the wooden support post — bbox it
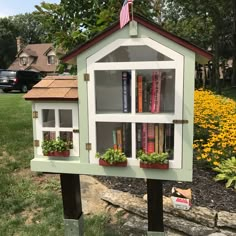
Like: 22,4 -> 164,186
60,174 -> 84,236
147,179 -> 165,236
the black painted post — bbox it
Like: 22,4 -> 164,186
147,179 -> 164,233
60,174 -> 83,235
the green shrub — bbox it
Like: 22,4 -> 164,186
96,148 -> 127,164
213,157 -> 236,189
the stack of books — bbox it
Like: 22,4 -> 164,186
112,123 -> 131,157
136,123 -> 174,155
136,71 -> 162,113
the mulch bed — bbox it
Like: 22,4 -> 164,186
96,163 -> 236,213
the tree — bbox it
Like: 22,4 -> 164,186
0,18 -> 17,68
162,0 -> 233,92
0,13 -> 47,68
34,0 -> 158,52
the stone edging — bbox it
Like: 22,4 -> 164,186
101,189 -> 236,236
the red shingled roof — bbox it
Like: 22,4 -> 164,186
9,43 -> 58,73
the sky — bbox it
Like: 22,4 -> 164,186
0,0 -> 60,17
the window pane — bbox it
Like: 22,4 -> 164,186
136,123 -> 174,160
59,110 -> 72,127
60,131 -> 73,149
96,122 -> 131,157
42,109 -> 55,127
98,46 -> 173,62
48,55 -> 56,64
95,70 -> 131,114
60,131 -> 73,142
43,131 -> 56,141
136,69 -> 175,113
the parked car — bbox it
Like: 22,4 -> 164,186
0,70 -> 41,93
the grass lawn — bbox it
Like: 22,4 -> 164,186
0,93 -> 122,236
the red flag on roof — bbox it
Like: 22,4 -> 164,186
120,0 -> 133,29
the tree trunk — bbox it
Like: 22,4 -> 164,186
212,19 -> 221,94
232,0 -> 236,86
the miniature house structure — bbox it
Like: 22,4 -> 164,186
25,15 -> 211,182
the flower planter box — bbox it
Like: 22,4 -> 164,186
140,162 -> 169,169
99,159 -> 127,167
44,150 -> 70,157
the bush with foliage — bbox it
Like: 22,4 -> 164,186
194,89 -> 236,168
137,150 -> 169,164
96,148 -> 127,164
213,157 -> 236,189
41,137 -> 72,155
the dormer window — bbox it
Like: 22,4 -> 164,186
20,57 -> 28,66
48,55 -> 56,65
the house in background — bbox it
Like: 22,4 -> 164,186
8,37 -> 59,76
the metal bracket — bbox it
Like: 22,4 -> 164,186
64,216 -> 84,236
85,143 -> 91,151
84,73 -> 90,81
34,140 -> 39,147
173,119 -> 188,124
32,111 -> 38,118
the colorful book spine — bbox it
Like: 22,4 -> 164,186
122,71 -> 131,113
112,130 -> 118,150
142,123 -> 148,153
143,77 -> 148,112
151,72 -> 156,113
137,75 -> 143,113
123,123 -> 131,157
116,128 -> 123,151
147,123 -> 155,153
154,124 -> 159,153
154,71 -> 162,113
158,124 -> 164,153
165,124 -> 174,160
151,71 -> 162,113
136,123 -> 142,151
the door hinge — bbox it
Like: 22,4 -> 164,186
85,143 -> 92,151
34,140 -> 39,147
32,111 -> 38,118
73,129 -> 79,133
173,119 -> 188,124
84,73 -> 90,81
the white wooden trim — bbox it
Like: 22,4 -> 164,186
131,70 -> 136,115
87,37 -> 183,64
94,114 -> 176,123
92,61 -> 178,70
35,103 -> 79,157
87,67 -> 98,164
87,37 -> 185,169
131,123 -> 136,160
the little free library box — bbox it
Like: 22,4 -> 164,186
24,15 -> 212,182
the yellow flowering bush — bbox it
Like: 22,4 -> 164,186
194,89 -> 236,167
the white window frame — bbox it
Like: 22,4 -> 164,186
35,103 -> 79,156
87,38 -> 184,168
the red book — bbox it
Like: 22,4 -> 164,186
154,124 -> 159,153
142,123 -> 147,153
151,72 -> 156,113
147,123 -> 155,153
154,71 -> 162,113
137,75 -> 143,113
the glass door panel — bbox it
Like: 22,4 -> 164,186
136,123 -> 174,160
136,69 -> 175,113
96,122 -> 131,157
95,70 -> 131,114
